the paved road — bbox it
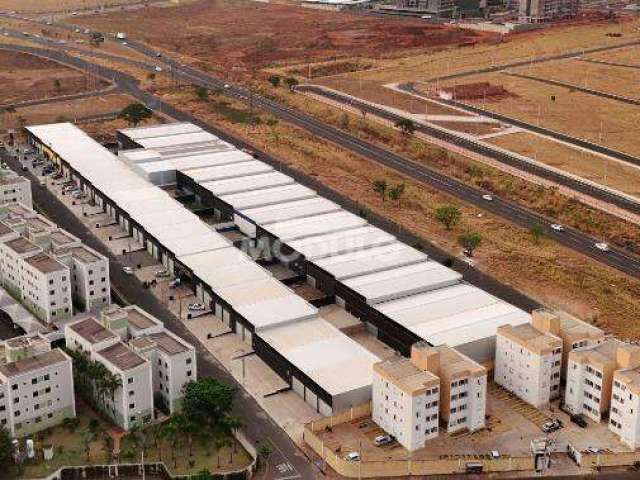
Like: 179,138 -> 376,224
399,82 -> 640,170
298,84 -> 640,216
579,57 -> 640,70
0,148 -> 313,480
2,42 -> 640,284
503,70 -> 640,107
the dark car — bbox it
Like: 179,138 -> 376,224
571,414 -> 587,428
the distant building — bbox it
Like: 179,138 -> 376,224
518,0 -> 578,22
372,355 -> 440,451
0,334 -> 75,437
377,0 -> 456,16
495,321 -> 562,408
0,169 -> 32,209
564,339 -> 639,422
372,342 -> 486,448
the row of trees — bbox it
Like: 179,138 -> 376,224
372,179 -> 406,206
267,75 -> 299,91
66,349 -> 122,412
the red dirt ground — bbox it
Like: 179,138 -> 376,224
438,82 -> 516,101
76,0 -> 489,75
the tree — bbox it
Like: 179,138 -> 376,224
435,206 -> 462,231
195,86 -> 209,101
53,78 -> 62,93
0,426 -> 16,477
283,77 -> 299,91
257,440 -> 273,478
458,232 -> 482,257
118,103 -> 152,127
395,118 -> 416,135
388,183 -> 406,207
372,179 -> 388,204
267,75 -> 280,88
530,223 -> 545,245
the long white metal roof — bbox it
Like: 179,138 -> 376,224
259,317 -> 379,396
235,295 -> 318,331
314,242 -> 428,280
240,198 -> 340,226
168,151 -> 252,171
343,261 -> 462,304
376,283 -> 530,347
160,232 -> 230,257
286,226 -> 396,260
133,131 -> 220,149
215,278 -> 293,307
264,211 -> 367,242
221,184 -> 316,211
118,122 -> 202,140
186,160 -> 272,183
201,172 -> 295,196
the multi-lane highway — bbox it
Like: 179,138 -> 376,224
2,39 -> 640,282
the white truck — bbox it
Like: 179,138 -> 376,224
116,32 -> 127,40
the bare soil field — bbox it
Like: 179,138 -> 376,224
431,72 -> 640,157
439,81 -> 516,101
157,85 -> 640,337
0,50 -> 108,104
0,0 -> 145,13
431,120 -> 504,135
515,57 -> 640,98
585,44 -> 640,66
1,94 -> 132,129
488,132 -> 640,199
75,0 -> 485,77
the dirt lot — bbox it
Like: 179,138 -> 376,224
489,132 -> 640,199
75,0 -> 486,77
515,56 -> 640,98
430,72 -> 640,157
0,0 -> 145,12
1,93 -> 133,129
0,50 -> 109,104
585,44 -> 640,66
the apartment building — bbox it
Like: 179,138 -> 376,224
495,322 -> 562,408
372,355 -> 440,451
0,334 -> 75,437
518,0 -> 578,22
412,344 -> 487,433
564,339 -> 635,422
608,347 -> 640,448
532,309 -> 605,374
65,317 -> 153,431
130,330 -> 196,414
0,169 -> 32,209
0,203 -> 110,320
54,245 -> 110,312
0,235 -> 72,323
99,304 -> 163,339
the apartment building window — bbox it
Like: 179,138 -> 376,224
44,374 -> 49,381
129,403 -> 135,409
186,358 -> 192,365
129,390 -> 134,396
186,370 -> 192,377
128,378 -> 133,384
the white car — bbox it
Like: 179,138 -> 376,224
123,266 -> 133,275
595,242 -> 610,252
586,446 -> 602,454
188,303 -> 205,311
550,224 -> 564,232
344,452 -> 360,462
482,194 -> 493,201
224,83 -> 230,88
155,66 -> 162,72
154,269 -> 170,278
374,435 -> 392,446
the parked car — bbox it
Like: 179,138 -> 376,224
344,452 -> 360,462
154,269 -> 170,278
72,191 -> 85,199
571,414 -> 588,428
490,450 -> 500,459
123,266 -> 133,275
62,185 -> 77,193
374,435 -> 393,447
168,278 -> 181,289
188,303 -> 205,311
542,418 -> 562,433
586,446 -> 602,454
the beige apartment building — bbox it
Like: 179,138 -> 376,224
0,334 -> 75,437
564,339 -> 637,422
372,355 -> 440,451
495,322 -> 562,408
0,169 -> 32,209
372,342 -> 486,447
609,348 -> 640,448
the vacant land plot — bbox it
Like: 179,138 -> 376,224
1,93 -> 132,129
0,0 -> 147,12
585,44 -> 640,66
516,57 -> 640,98
489,132 -> 640,199
76,0 -> 484,77
431,72 -> 640,157
0,50 -> 108,104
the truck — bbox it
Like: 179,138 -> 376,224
116,32 -> 127,40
